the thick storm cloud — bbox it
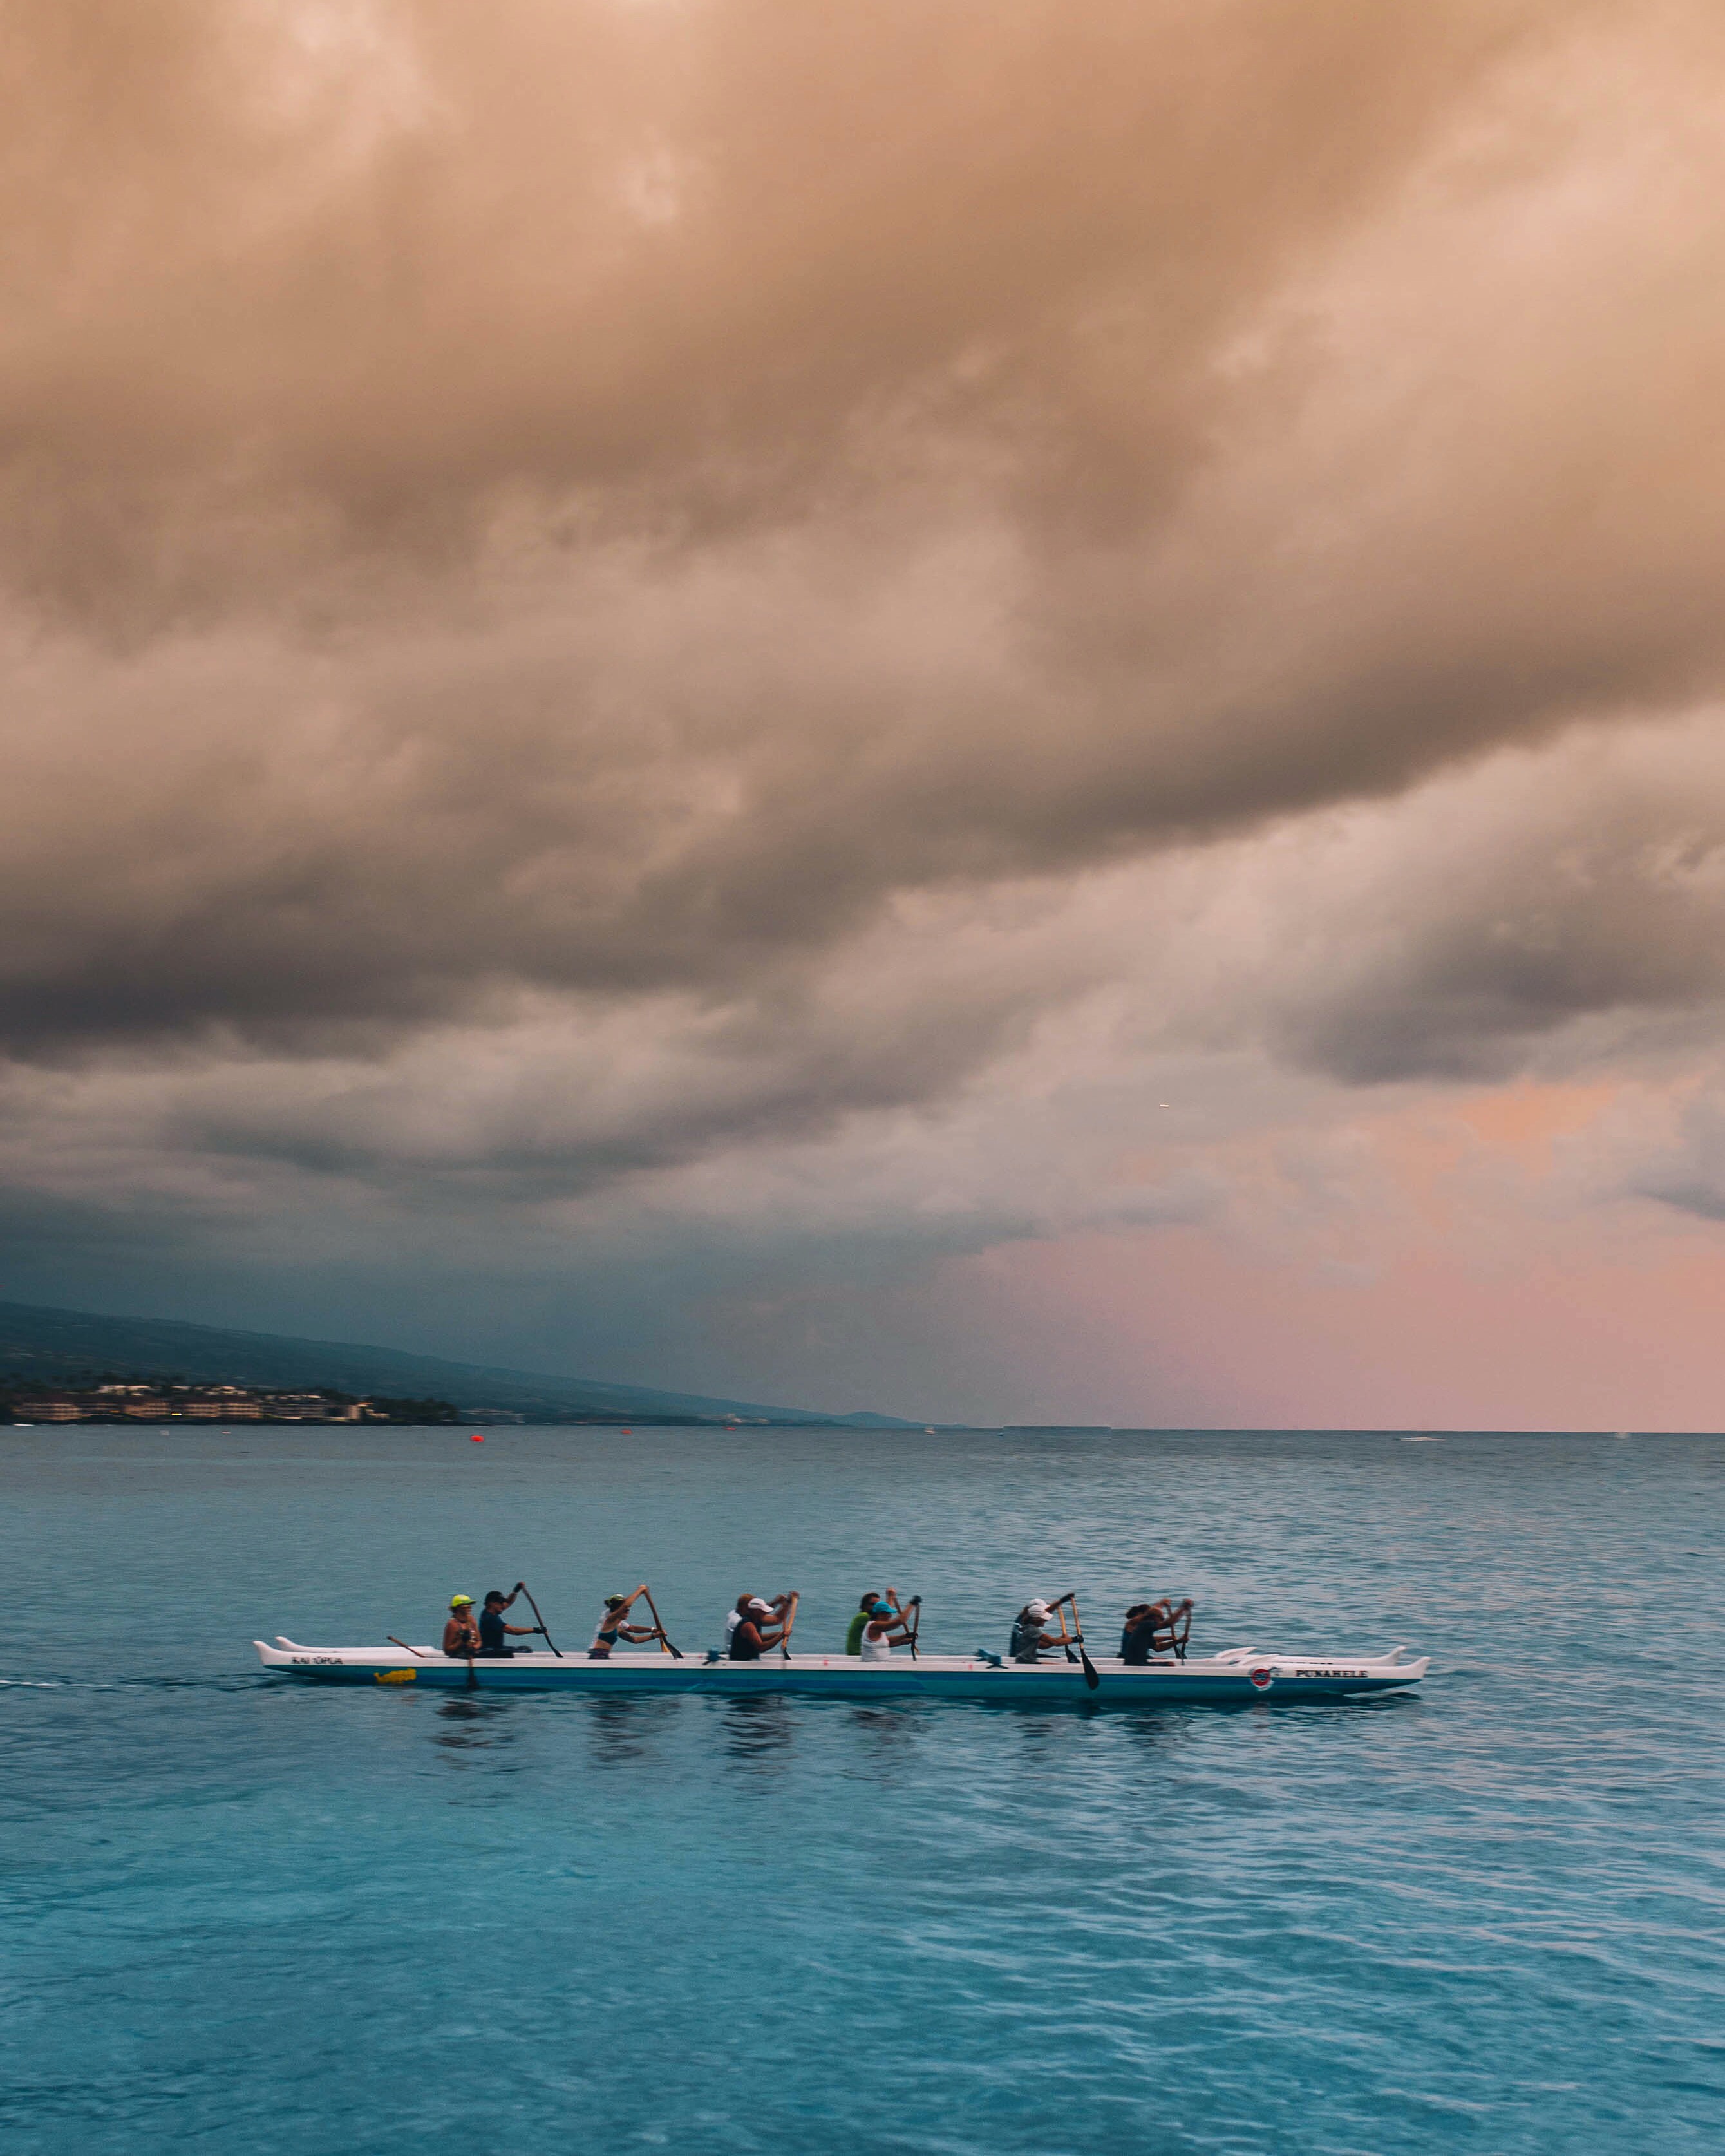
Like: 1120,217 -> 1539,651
6,1 -> 1725,1419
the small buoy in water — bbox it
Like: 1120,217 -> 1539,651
470,1432 -> 484,1443
621,1426 -> 632,1435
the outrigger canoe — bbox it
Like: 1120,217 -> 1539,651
254,1638 -> 1428,1703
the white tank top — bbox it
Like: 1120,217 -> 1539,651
860,1625 -> 893,1662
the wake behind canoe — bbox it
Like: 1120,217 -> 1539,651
254,1639 -> 1427,1703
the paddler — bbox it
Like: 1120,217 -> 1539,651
1008,1598 -> 1068,1663
442,1594 -> 481,1658
478,1585 -> 540,1657
728,1593 -> 795,1660
845,1591 -> 883,1655
858,1597 -> 916,1662
589,1585 -> 659,1660
845,1587 -> 911,1654
724,1591 -> 791,1652
1119,1603 -> 1156,1663
1120,1595 -> 1192,1663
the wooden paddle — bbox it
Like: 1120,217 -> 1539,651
905,1593 -> 922,1661
778,1591 -> 799,1660
515,1580 -> 561,1657
1051,1591 -> 1100,1692
386,1636 -> 426,1658
1046,1591 -> 1080,1662
1070,1593 -> 1100,1692
641,1586 -> 682,1659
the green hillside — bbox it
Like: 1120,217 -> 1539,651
0,1298 -> 912,1426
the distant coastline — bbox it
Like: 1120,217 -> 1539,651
0,1296 -> 927,1429
2,1378 -> 458,1426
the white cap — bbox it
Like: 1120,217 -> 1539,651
1024,1600 -> 1050,1621
747,1597 -> 773,1614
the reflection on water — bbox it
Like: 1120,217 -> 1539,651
844,1703 -> 923,1754
717,1692 -> 795,1766
431,1694 -> 520,1765
580,1694 -> 678,1766
1008,1710 -> 1071,1767
1113,1707 -> 1200,1765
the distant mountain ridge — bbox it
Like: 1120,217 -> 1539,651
0,1298 -> 918,1427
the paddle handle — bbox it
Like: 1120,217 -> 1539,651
643,1587 -> 682,1659
1047,1593 -> 1097,1684
779,1591 -> 798,1660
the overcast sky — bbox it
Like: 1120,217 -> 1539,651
6,1 -> 1725,1426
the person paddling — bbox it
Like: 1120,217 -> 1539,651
1008,1598 -> 1067,1663
1120,1595 -> 1192,1663
845,1587 -> 911,1654
1119,1603 -> 1158,1665
478,1585 -> 540,1657
728,1593 -> 795,1660
845,1591 -> 882,1656
858,1598 -> 915,1663
589,1585 -> 659,1660
442,1594 -> 480,1658
725,1591 -> 790,1652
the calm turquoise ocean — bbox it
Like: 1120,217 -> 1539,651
2,1424 -> 1721,2153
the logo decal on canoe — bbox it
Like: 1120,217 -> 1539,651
375,1669 -> 417,1684
1248,1665 -> 1274,1690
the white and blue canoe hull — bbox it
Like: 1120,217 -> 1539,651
254,1640 -> 1428,1703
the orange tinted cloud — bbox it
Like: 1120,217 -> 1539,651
4,5 -> 1725,1412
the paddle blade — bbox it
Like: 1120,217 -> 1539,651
1080,1645 -> 1100,1691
